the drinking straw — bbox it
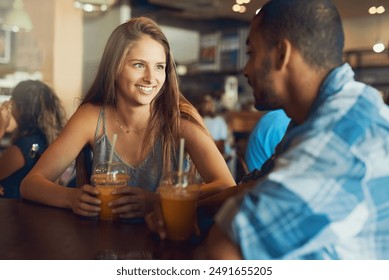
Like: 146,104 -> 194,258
178,138 -> 185,174
107,133 -> 118,173
178,138 -> 185,185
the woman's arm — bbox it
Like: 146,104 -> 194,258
181,119 -> 236,198
20,104 -> 100,212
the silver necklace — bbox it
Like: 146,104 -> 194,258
114,110 -> 146,135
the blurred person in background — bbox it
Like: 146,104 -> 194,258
0,80 -> 66,198
198,95 -> 233,162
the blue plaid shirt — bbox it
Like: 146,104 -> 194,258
216,63 -> 389,259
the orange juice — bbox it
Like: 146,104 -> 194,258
91,173 -> 129,221
159,184 -> 199,241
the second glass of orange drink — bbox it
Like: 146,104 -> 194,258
158,171 -> 200,241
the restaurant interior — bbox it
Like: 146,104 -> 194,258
0,0 -> 388,260
0,0 -> 388,109
0,0 -> 388,180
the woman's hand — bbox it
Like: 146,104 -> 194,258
69,184 -> 101,217
0,185 -> 4,196
110,187 -> 157,218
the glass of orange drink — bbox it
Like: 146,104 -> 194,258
91,161 -> 129,222
158,171 -> 200,241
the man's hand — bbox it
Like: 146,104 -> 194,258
145,200 -> 167,240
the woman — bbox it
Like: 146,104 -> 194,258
0,80 -> 66,198
21,17 -> 235,219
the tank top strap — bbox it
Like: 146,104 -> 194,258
94,107 -> 106,140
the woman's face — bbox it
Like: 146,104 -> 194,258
116,35 -> 167,107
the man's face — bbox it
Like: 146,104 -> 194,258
243,20 -> 280,111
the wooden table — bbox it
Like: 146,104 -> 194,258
0,199 -> 201,260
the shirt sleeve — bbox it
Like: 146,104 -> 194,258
245,110 -> 290,171
216,128 -> 368,259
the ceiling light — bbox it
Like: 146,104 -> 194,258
369,5 -> 386,15
376,6 -> 385,14
82,4 -> 94,12
232,4 -> 241,12
74,0 -> 116,13
373,42 -> 385,53
236,0 -> 244,4
369,6 -> 377,14
3,0 -> 33,32
239,6 -> 247,13
372,13 -> 385,53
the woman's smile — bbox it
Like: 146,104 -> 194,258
136,85 -> 155,95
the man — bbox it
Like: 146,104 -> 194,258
206,0 -> 389,259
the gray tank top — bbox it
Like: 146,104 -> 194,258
91,107 -> 164,192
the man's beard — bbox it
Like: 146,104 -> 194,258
253,57 -> 279,111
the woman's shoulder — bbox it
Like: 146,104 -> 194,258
76,103 -> 102,114
180,116 -> 209,141
58,104 -> 104,145
70,103 -> 102,120
64,103 -> 104,131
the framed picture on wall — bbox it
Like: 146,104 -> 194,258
198,32 -> 221,72
0,29 -> 11,64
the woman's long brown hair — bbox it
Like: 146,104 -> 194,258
76,17 -> 207,186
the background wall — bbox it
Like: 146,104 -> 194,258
343,14 -> 389,52
161,25 -> 200,64
83,9 -> 120,95
0,0 -> 83,118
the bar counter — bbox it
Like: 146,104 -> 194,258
0,199 -> 200,260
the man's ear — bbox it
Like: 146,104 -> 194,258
275,39 -> 292,70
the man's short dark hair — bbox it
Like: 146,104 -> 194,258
256,0 -> 344,70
